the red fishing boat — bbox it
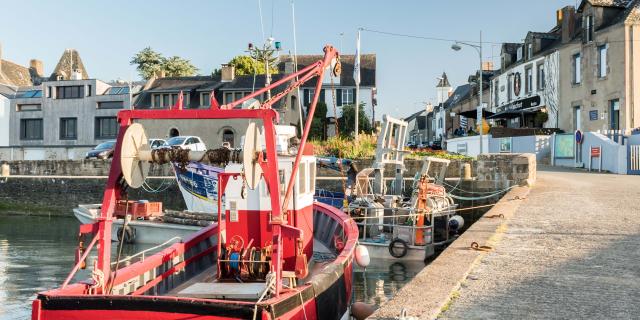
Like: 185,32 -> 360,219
32,45 -> 362,320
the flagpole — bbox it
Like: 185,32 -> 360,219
354,28 -> 361,139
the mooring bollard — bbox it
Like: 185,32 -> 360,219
1,162 -> 9,177
463,163 -> 472,180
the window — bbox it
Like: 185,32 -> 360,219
87,85 -> 92,97
573,106 -> 581,131
537,64 -> 545,90
56,86 -> 84,99
20,119 -> 43,140
47,86 -> 52,98
60,118 -> 77,140
19,90 -> 42,98
610,99 -> 620,130
153,95 -> 161,108
585,15 -> 594,43
224,92 -> 233,104
162,95 -> 170,107
97,101 -> 124,109
17,104 -> 41,111
95,117 -> 118,139
298,162 -> 307,194
494,79 -> 499,106
516,46 -> 523,61
507,74 -> 513,101
222,129 -> 234,147
525,66 -> 533,94
309,161 -> 316,192
342,89 -> 354,105
438,117 -> 443,129
106,87 -> 129,95
573,54 -> 581,84
201,92 -> 210,106
598,44 -> 608,78
527,43 -> 533,59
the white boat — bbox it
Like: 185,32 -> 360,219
73,204 -> 202,244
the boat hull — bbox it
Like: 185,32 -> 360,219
36,203 -> 357,320
73,205 -> 202,245
358,241 -> 433,261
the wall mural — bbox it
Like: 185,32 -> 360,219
542,51 -> 560,128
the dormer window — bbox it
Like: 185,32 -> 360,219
516,46 -> 523,61
585,15 -> 594,42
527,43 -> 533,59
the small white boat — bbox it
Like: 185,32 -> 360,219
73,204 -> 202,244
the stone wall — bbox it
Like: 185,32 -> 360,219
2,159 -> 173,176
477,153 -> 536,186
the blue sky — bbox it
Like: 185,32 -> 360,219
0,0 -> 575,118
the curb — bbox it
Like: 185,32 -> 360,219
370,185 -> 531,320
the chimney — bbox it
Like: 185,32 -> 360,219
154,69 -> 166,79
559,6 -> 576,44
71,69 -> 82,80
482,61 -> 494,71
30,59 -> 44,77
221,64 -> 235,82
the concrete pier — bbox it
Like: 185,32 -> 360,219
374,166 -> 640,319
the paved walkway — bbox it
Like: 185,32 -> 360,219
442,167 -> 640,319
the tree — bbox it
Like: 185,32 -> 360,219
337,103 -> 372,137
130,47 -> 164,80
162,56 -> 198,77
309,102 -> 328,140
131,47 -> 198,79
215,55 -> 279,76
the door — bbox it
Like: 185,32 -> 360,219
573,106 -> 581,131
610,99 -> 620,130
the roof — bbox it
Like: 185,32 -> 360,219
0,59 -> 33,87
0,84 -> 17,98
50,49 -> 89,80
501,43 -> 521,55
436,72 -> 450,88
219,73 -> 287,90
143,76 -> 222,92
404,109 -> 426,122
444,84 -> 472,109
579,0 -> 631,10
278,54 -> 376,87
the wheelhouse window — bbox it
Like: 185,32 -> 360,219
95,117 -> 118,139
298,162 -> 307,194
598,44 -> 608,78
20,118 -> 43,140
60,117 -> 77,140
56,86 -> 84,99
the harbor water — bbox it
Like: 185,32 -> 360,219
0,214 -> 424,320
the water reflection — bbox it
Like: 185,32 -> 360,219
352,259 -> 425,307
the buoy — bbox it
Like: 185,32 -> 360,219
449,215 -> 465,230
351,302 -> 376,320
354,244 -> 370,268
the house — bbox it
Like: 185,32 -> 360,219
278,54 -> 377,130
1,49 -> 138,160
133,65 -> 302,148
557,1 -> 640,132
433,73 -> 453,141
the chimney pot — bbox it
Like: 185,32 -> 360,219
30,59 -> 44,77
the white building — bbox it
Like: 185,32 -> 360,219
489,35 -> 560,129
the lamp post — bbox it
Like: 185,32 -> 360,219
452,31 -> 483,154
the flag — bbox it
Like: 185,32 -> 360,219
173,90 -> 184,110
210,90 -> 220,109
353,31 -> 361,86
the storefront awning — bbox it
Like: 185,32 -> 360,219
488,95 -> 543,120
488,105 -> 544,119
457,109 -> 495,118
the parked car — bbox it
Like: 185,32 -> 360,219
417,142 -> 429,149
429,141 -> 442,150
85,141 -> 116,159
161,136 -> 207,151
149,138 -> 166,149
406,141 -> 418,149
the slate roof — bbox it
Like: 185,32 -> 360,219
0,84 -> 17,98
444,84 -> 472,110
142,76 -> 221,92
0,59 -> 33,87
404,109 -> 426,122
278,54 -> 376,87
219,73 -> 287,90
580,0 -> 632,9
50,49 -> 89,80
501,43 -> 521,55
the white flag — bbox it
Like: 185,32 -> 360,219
353,31 -> 361,85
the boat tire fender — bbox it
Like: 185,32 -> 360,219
117,225 -> 136,244
388,238 -> 408,258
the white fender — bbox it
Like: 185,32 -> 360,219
354,244 -> 370,268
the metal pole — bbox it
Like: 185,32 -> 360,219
355,29 -> 361,139
478,31 -> 483,154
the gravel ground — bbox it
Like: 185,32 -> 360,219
441,167 -> 640,319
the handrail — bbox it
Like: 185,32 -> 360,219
110,236 -> 182,267
62,233 -> 99,288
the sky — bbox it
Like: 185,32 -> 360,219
0,0 -> 576,119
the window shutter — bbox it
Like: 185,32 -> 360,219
336,89 -> 342,106
320,89 -> 325,103
352,89 -> 357,105
303,89 -> 309,106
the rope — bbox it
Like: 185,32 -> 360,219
108,193 -> 130,294
252,272 -> 276,320
448,185 -> 517,200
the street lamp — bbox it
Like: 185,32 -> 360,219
451,31 -> 484,154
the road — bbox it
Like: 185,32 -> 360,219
441,167 -> 640,319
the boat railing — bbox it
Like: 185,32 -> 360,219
346,204 -> 458,247
110,236 -> 183,268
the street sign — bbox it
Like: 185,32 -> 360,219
591,146 -> 601,157
575,130 -> 583,144
589,146 -> 602,172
